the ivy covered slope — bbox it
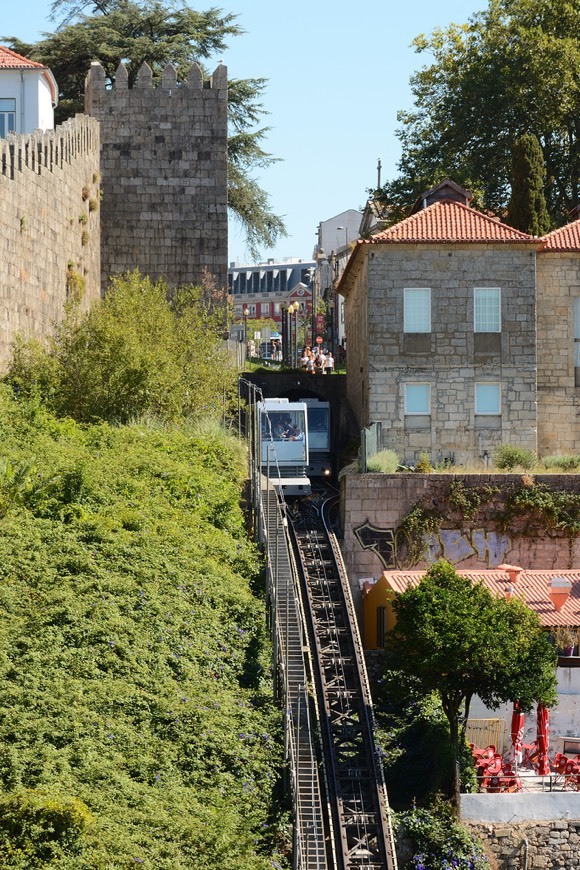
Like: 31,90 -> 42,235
0,388 -> 283,869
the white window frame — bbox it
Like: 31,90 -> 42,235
404,382 -> 431,415
404,288 -> 431,333
0,98 -> 16,139
474,287 -> 501,333
475,382 -> 501,415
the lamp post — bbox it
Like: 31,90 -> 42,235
288,302 -> 299,367
306,266 -> 316,349
242,305 -> 249,349
280,303 -> 288,366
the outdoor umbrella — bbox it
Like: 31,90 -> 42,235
510,701 -> 525,767
536,703 -> 550,775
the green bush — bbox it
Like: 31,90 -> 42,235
366,449 -> 400,473
396,798 -> 489,869
414,453 -> 433,473
0,388 -> 286,868
0,790 -> 93,865
493,444 -> 536,470
7,270 -> 236,426
542,454 -> 580,471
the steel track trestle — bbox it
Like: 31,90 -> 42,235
288,491 -> 398,870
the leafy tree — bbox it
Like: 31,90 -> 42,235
7,270 -> 238,424
376,0 -> 580,227
3,0 -> 286,258
385,560 -> 557,805
507,133 -> 551,235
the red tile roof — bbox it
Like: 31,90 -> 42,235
379,569 -> 580,628
367,200 -> 535,245
0,46 -> 45,70
538,219 -> 580,252
0,46 -> 58,107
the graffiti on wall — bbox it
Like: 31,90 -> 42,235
353,520 -> 510,570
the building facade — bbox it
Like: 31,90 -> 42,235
228,258 -> 315,329
338,182 -> 539,466
536,217 -> 580,456
0,46 -> 58,135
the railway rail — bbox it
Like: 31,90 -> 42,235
243,377 -> 397,869
287,488 -> 398,870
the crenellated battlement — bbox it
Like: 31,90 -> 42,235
0,115 -> 99,181
84,60 -> 227,114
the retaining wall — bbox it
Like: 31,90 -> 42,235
0,115 -> 101,366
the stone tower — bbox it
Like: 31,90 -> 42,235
85,60 -> 228,290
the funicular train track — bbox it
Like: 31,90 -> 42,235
287,489 -> 398,870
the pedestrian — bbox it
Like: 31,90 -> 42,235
325,352 -> 334,375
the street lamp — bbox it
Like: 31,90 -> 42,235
280,303 -> 288,366
242,306 -> 249,349
288,302 -> 299,367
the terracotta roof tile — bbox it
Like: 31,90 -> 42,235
379,569 -> 580,628
0,46 -> 44,70
366,200 -> 535,245
538,219 -> 580,252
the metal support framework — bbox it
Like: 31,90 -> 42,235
241,377 -> 398,870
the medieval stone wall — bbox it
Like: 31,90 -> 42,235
85,60 -> 228,291
0,115 -> 101,367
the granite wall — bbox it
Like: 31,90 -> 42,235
0,115 -> 101,367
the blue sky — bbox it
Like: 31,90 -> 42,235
3,0 -> 484,264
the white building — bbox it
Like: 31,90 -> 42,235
0,45 -> 58,135
314,209 -> 362,353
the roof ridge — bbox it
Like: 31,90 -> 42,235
537,217 -> 580,252
367,199 -> 535,244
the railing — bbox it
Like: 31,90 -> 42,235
242,377 -> 330,869
360,421 -> 382,473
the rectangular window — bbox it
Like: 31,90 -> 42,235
474,287 -> 501,332
404,288 -> 431,332
475,382 -> 501,415
404,383 -> 431,415
0,98 -> 15,139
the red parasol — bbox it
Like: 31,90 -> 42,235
510,701 -> 525,767
536,703 -> 550,775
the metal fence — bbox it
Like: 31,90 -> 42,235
360,421 -> 382,473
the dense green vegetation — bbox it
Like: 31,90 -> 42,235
8,270 -> 237,426
377,0 -> 579,226
0,387 -> 286,868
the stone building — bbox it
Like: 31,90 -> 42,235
337,181 -> 539,465
537,215 -> 580,455
0,53 -> 229,367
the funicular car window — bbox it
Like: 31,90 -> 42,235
264,411 -> 305,441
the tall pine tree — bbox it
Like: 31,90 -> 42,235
507,133 -> 551,236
